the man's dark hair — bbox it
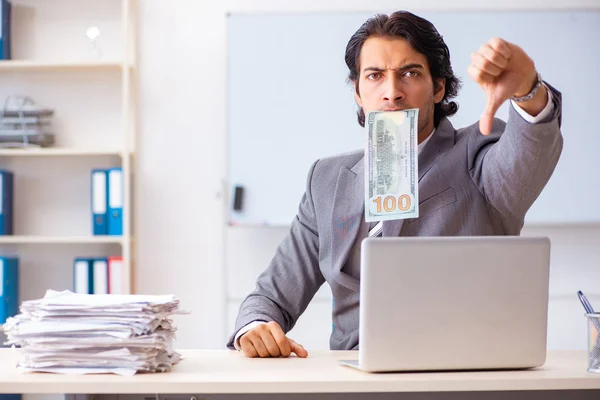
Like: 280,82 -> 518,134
345,11 -> 462,127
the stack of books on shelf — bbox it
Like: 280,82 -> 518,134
0,167 -> 124,237
0,256 -> 18,326
0,256 -> 19,400
92,167 -> 123,236
73,256 -> 125,295
0,0 -> 11,62
0,170 -> 13,235
0,254 -> 20,400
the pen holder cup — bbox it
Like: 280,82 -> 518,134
585,313 -> 600,373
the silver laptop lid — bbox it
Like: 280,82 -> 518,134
358,236 -> 550,372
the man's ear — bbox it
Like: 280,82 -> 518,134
354,80 -> 363,108
434,78 -> 446,103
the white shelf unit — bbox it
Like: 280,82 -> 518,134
0,236 -> 126,245
0,59 -> 132,71
0,0 -> 138,303
0,148 -> 127,156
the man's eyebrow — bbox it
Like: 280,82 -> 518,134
362,63 -> 425,73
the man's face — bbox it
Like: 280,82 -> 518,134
354,37 -> 445,139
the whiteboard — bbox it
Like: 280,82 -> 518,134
227,11 -> 600,225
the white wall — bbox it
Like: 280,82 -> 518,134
135,0 -> 600,350
135,0 -> 227,348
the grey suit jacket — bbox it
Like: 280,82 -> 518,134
227,83 -> 563,351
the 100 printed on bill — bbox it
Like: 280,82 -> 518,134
365,109 -> 419,222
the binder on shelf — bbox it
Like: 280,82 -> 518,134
73,258 -> 93,294
92,257 -> 108,295
0,256 -> 18,324
0,0 -> 11,60
108,256 -> 124,294
0,170 -> 12,235
91,169 -> 108,235
108,167 -> 123,236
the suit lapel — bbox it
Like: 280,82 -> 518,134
331,157 -> 363,292
418,118 -> 456,181
382,118 -> 456,237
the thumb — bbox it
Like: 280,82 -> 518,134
479,96 -> 501,136
289,339 -> 308,358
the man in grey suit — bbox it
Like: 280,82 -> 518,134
227,10 -> 563,358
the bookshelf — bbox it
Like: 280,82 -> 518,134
0,148 -> 127,156
0,236 -> 126,245
0,0 -> 138,312
0,59 -> 132,71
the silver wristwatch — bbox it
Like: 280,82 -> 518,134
511,72 -> 543,103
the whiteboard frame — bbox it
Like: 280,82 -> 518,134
223,2 -> 600,229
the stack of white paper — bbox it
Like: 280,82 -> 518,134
2,290 -> 186,376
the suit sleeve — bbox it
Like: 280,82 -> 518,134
468,82 -> 563,223
226,160 -> 325,349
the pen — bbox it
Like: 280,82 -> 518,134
577,290 -> 600,331
579,291 -> 600,372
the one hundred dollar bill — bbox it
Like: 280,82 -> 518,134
365,109 -> 419,222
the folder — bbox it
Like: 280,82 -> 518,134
108,256 -> 125,294
0,170 -> 13,235
73,258 -> 93,294
0,258 -> 18,400
0,256 -> 18,324
0,0 -> 11,60
92,258 -> 108,295
107,167 -> 123,236
91,169 -> 108,235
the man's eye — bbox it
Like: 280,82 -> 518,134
405,71 -> 420,78
367,73 -> 381,80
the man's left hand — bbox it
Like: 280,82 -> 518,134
468,37 -> 547,135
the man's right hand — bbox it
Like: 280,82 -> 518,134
239,321 -> 308,358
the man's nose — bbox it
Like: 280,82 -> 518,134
382,78 -> 405,102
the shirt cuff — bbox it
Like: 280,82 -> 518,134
510,84 -> 554,123
233,321 -> 267,351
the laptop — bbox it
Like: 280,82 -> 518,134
340,236 -> 551,372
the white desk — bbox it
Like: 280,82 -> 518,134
1,349 -> 599,398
